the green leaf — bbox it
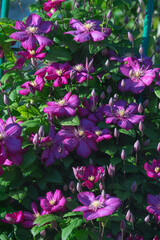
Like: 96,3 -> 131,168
114,190 -> 131,201
70,9 -> 86,19
9,187 -> 28,202
21,150 -> 36,169
122,0 -> 132,8
0,61 -> 15,70
63,212 -> 83,218
46,47 -> 72,62
119,128 -> 136,138
75,230 -> 88,240
89,41 -> 106,54
45,169 -> 63,184
61,218 -> 83,240
31,224 -> 51,237
60,116 -> 80,126
17,105 -> 40,119
20,119 -> 41,129
99,142 -> 117,157
34,214 -> 62,226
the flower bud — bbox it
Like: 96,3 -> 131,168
138,103 -> 143,113
100,91 -> 105,100
106,74 -> 112,79
40,230 -> 46,237
158,102 -> 160,110
144,215 -> 150,223
69,181 -> 75,193
26,103 -> 29,109
130,213 -> 135,224
143,99 -> 149,108
38,126 -> 44,138
120,219 -> 126,231
124,15 -> 129,24
121,79 -> 125,89
137,6 -> 141,14
131,181 -> 137,193
31,58 -> 37,68
121,149 -> 126,161
107,163 -> 115,177
128,32 -> 134,43
91,89 -> 96,98
113,93 -> 118,101
134,140 -> 141,152
76,182 -> 81,192
70,70 -> 76,80
101,190 -> 106,199
109,97 -> 114,107
86,57 -> 94,72
139,121 -> 145,132
30,99 -> 34,105
54,20 -> 59,31
107,10 -> 112,20
3,94 -> 9,105
63,184 -> 68,191
157,142 -> 160,153
75,1 -> 79,8
139,44 -> 144,55
143,139 -> 150,147
99,182 -> 104,191
105,59 -> 110,67
107,85 -> 112,95
33,133 -> 38,146
114,128 -> 120,138
126,210 -> 131,222
28,85 -> 35,95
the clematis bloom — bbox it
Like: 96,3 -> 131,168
18,46 -> 46,60
22,202 -> 41,228
1,211 -> 23,224
73,191 -> 121,221
10,13 -> 53,50
144,159 -> 160,179
82,165 -> 104,189
65,18 -> 111,43
146,194 -> 160,218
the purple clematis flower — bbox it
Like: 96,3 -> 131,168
78,96 -> 104,123
0,119 -> 23,165
72,166 -> 86,180
71,64 -> 94,83
64,18 -> 111,43
57,118 -> 97,158
40,125 -> 69,167
40,190 -> 66,214
118,57 -> 159,94
103,100 -> 145,130
144,159 -> 160,179
90,126 -> 112,142
19,75 -> 45,96
22,202 -> 41,228
1,211 -> 23,224
43,92 -> 80,117
73,191 -> 122,221
18,46 -> 46,60
10,13 -> 53,50
43,0 -> 65,12
45,62 -> 71,87
146,194 -> 160,218
82,165 -> 104,189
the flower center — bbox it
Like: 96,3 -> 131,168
51,0 -> 56,2
0,133 -> 4,140
56,69 -> 63,76
129,69 -> 144,81
95,130 -> 102,136
117,108 -> 125,117
29,50 -> 36,55
49,199 -> 55,205
78,130 -> 85,136
74,64 -> 84,72
46,141 -> 53,147
34,212 -> 40,218
89,200 -> 104,211
155,167 -> 160,173
83,22 -> 95,31
27,26 -> 38,34
58,99 -> 66,106
88,175 -> 95,181
30,81 -> 37,87
50,8 -> 55,13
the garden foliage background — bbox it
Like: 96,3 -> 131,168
0,0 -> 160,239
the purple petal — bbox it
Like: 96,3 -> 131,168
74,32 -> 90,43
67,95 -> 80,108
38,21 -> 53,34
77,191 -> 95,206
14,21 -> 27,30
10,32 -> 28,41
46,191 -> 55,201
117,119 -> 133,130
128,114 -> 145,125
76,140 -> 91,158
21,35 -> 37,50
73,206 -> 89,212
26,13 -> 41,27
5,123 -> 22,137
90,31 -> 107,42
5,138 -> 22,153
35,34 -> 53,47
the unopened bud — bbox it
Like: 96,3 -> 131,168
86,57 -> 94,72
75,2 -> 79,8
107,10 -> 112,20
134,140 -> 141,152
3,94 -> 9,105
114,128 -> 119,138
121,149 -> 126,161
143,99 -> 149,108
76,182 -> 81,192
121,79 -> 125,89
99,182 -> 104,191
106,74 -> 112,79
91,89 -> 96,98
128,32 -> 134,43
105,59 -> 110,67
124,15 -> 129,24
131,181 -> 137,193
70,70 -> 76,80
33,133 -> 38,146
107,85 -> 112,95
54,20 -> 59,31
26,103 -> 29,109
130,213 -> 135,224
100,92 -> 105,100
109,97 -> 114,107
31,58 -> 37,68
38,126 -> 44,138
30,99 -> 34,105
28,85 -> 35,95
69,181 -> 75,193
144,215 -> 150,223
63,184 -> 68,191
139,44 -> 144,55
157,142 -> 160,153
107,163 -> 115,177
40,230 -> 46,237
138,103 -> 143,113
113,93 -> 118,101
139,121 -> 145,132
126,210 -> 131,222
137,6 -> 141,14
120,219 -> 126,231
143,139 -> 150,147
101,190 -> 106,199
158,102 -> 160,110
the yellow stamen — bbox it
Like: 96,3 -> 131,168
74,64 -> 84,71
78,130 -> 85,136
27,26 -> 38,33
58,99 -> 66,106
83,23 -> 94,30
155,167 -> 160,173
88,175 -> 95,181
29,50 -> 36,55
56,69 -> 63,76
49,199 -> 55,205
91,200 -> 100,208
95,130 -> 102,136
